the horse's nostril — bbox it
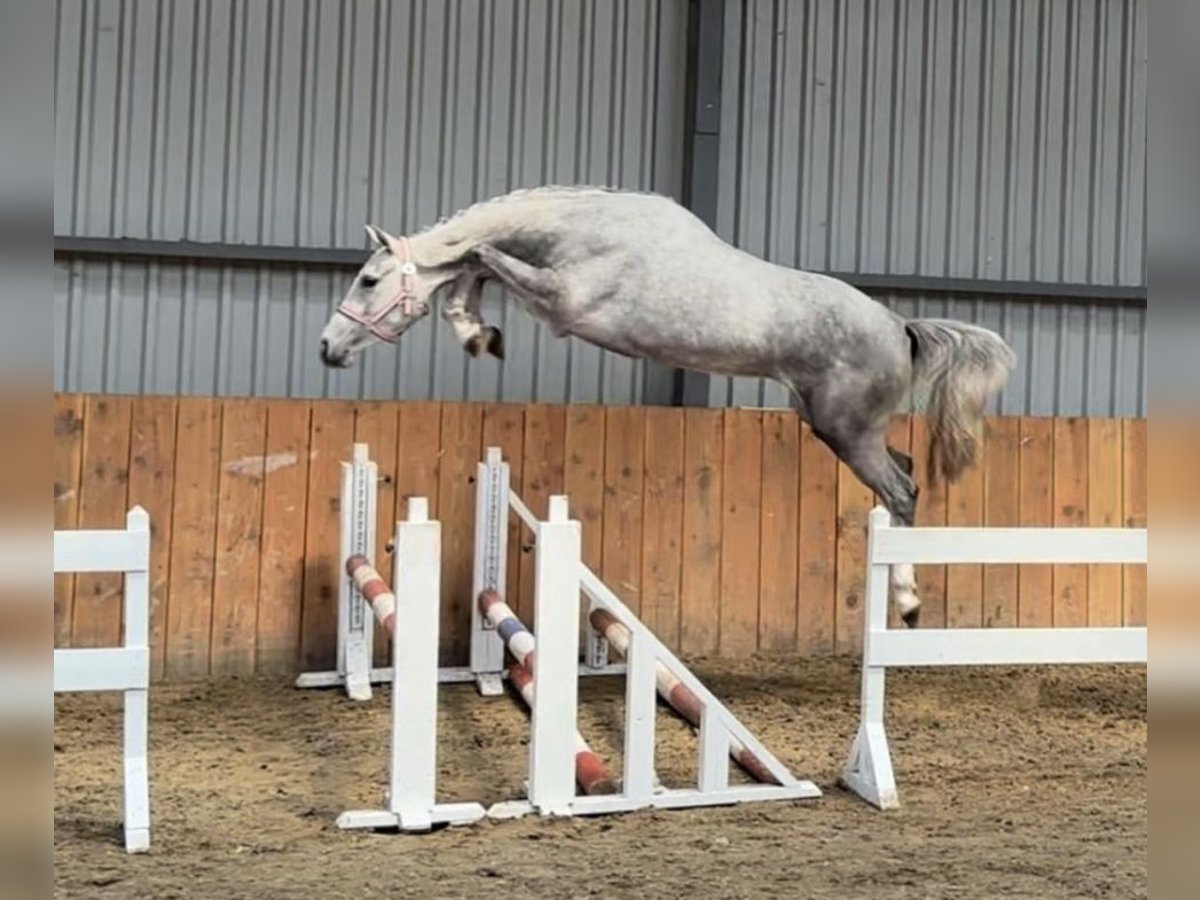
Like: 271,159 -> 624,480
319,338 -> 340,367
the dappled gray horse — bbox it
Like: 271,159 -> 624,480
319,186 -> 1015,627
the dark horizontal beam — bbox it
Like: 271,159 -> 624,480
54,235 -> 368,266
53,235 -> 1147,304
833,271 -> 1146,303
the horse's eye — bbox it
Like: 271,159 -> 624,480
360,275 -> 379,289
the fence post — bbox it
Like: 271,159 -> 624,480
528,495 -> 582,815
841,506 -> 899,808
122,506 -> 151,852
621,624 -> 658,802
388,498 -> 441,829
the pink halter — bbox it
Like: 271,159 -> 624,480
336,235 -> 418,343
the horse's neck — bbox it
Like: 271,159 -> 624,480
412,198 -> 541,267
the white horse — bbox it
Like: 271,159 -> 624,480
319,186 -> 1015,626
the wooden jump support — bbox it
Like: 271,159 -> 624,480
842,506 -> 1148,809
295,445 -> 624,698
478,590 -> 616,796
330,444 -> 821,832
490,490 -> 821,818
589,608 -> 779,785
336,499 -> 487,832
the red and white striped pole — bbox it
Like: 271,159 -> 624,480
479,590 -> 615,796
589,608 -> 779,785
345,555 -> 396,635
506,664 -> 614,796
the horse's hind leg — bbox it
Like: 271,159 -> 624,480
817,428 -> 922,627
888,446 -> 913,477
880,446 -> 921,624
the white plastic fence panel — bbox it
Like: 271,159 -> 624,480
53,647 -> 150,693
844,506 -> 1148,811
872,524 -> 1147,565
868,627 -> 1148,667
54,506 -> 151,853
54,529 -> 149,574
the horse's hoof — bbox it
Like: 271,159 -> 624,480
901,606 -> 920,628
485,327 -> 505,360
464,334 -> 484,357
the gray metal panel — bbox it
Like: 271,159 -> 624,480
55,0 -> 689,245
714,0 -> 1146,286
54,256 -> 666,405
54,0 -> 688,405
707,0 -> 1146,415
706,291 -> 1147,417
54,264 -> 1148,416
59,254 -> 1147,416
54,0 -> 1147,418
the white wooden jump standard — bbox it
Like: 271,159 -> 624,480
53,507 -> 152,853
336,498 -> 486,832
296,444 -> 623,697
489,489 -> 822,819
335,452 -> 819,830
295,444 -> 378,698
842,506 -> 1148,810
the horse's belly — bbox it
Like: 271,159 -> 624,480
563,320 -> 647,360
567,317 -> 772,378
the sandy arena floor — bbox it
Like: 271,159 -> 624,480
54,657 -> 1145,899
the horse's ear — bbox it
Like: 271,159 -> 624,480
364,224 -> 398,253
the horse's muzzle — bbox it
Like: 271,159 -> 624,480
319,338 -> 350,368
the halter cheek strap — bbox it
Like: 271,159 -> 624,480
336,235 -> 418,344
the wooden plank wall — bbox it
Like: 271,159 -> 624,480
52,394 -> 1148,680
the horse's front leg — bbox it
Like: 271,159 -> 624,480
442,267 -> 504,359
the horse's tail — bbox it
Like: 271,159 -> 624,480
905,319 -> 1016,485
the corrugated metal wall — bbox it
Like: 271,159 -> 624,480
54,0 -> 1147,415
55,0 -> 688,245
53,255 -> 668,403
708,0 -> 1147,414
53,0 -> 688,403
709,292 -> 1147,416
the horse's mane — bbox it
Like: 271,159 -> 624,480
413,184 -> 670,266
417,184 -> 661,234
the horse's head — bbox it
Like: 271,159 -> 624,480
319,225 -> 442,368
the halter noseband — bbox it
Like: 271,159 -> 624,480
336,235 -> 418,344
